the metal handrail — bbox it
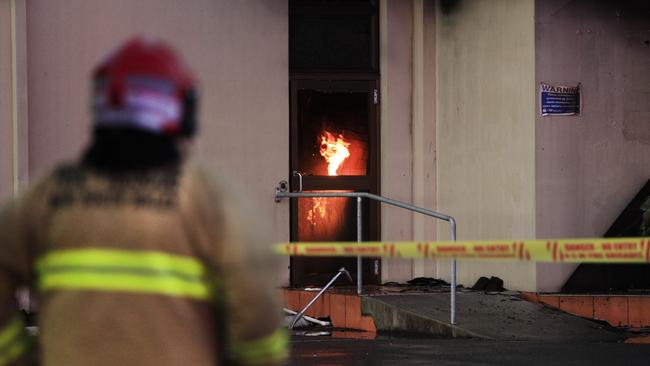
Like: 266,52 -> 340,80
275,187 -> 459,325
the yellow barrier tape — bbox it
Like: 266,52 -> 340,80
274,237 -> 650,263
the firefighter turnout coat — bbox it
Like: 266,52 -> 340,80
0,161 -> 288,366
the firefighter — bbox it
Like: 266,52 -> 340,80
0,37 -> 288,366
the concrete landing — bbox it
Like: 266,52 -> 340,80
362,292 -> 628,342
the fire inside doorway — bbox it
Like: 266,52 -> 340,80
290,80 -> 380,286
289,0 -> 380,287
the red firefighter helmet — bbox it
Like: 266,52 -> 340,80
92,36 -> 197,137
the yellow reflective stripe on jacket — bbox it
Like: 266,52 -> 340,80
231,328 -> 289,365
0,316 -> 28,366
36,249 -> 205,277
36,248 -> 213,301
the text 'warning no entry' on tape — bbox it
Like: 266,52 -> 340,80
274,238 -> 650,263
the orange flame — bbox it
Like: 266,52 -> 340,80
305,131 -> 351,227
319,131 -> 351,176
306,197 -> 327,226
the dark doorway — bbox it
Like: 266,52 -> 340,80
289,0 -> 380,287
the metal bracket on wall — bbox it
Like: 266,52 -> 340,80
275,180 -> 289,203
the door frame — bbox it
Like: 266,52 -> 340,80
289,78 -> 381,286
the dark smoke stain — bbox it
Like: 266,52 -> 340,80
440,0 -> 461,15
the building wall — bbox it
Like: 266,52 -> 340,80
380,0 -> 438,283
13,1 -> 635,293
15,0 -> 290,283
0,0 -> 13,204
6,0 -> 442,287
535,0 -> 650,292
435,0 -> 537,291
413,0 -> 439,279
0,0 -> 28,205
380,0 -> 414,283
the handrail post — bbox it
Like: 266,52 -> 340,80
450,217 -> 457,325
356,196 -> 363,295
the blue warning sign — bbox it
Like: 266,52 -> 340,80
540,83 -> 581,116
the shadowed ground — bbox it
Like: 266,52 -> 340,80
291,335 -> 650,365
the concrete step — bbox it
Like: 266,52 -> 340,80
361,292 -> 628,342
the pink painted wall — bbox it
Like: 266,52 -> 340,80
535,0 -> 650,291
0,1 -> 13,204
420,0 -> 438,278
380,0 -> 415,282
24,0 -> 290,283
0,1 -> 28,204
7,0 -> 439,287
379,0 -> 438,282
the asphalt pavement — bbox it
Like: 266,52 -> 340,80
290,335 -> 650,365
